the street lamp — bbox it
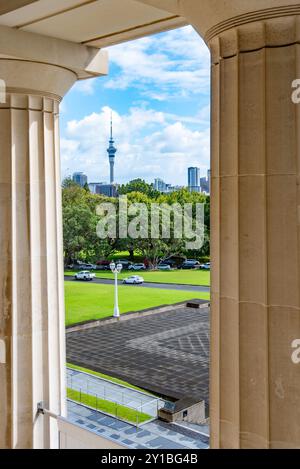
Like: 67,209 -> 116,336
110,262 -> 123,318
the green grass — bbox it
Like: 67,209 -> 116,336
67,388 -> 151,424
65,269 -> 210,286
65,282 -> 210,326
67,363 -> 151,394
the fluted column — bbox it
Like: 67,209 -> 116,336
136,0 -> 300,450
206,16 -> 300,448
0,60 -> 76,448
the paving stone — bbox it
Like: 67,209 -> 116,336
87,423 -> 96,429
67,305 -> 209,404
122,439 -> 134,445
68,401 -> 209,450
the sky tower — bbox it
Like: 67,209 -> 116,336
107,114 -> 117,184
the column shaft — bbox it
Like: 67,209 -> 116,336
209,16 -> 300,448
0,61 -> 76,448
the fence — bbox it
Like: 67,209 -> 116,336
66,375 -> 166,427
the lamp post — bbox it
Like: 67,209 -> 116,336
110,262 -> 123,318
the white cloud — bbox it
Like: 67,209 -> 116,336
104,26 -> 210,99
60,26 -> 211,183
60,106 -> 210,185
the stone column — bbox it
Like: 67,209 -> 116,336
0,59 -> 76,449
137,0 -> 300,449
207,16 -> 300,448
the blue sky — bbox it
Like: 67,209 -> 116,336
60,26 -> 210,186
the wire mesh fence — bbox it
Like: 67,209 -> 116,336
67,371 -> 166,421
66,378 -> 166,427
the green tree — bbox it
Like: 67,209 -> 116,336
118,178 -> 160,198
62,178 -> 210,267
62,180 -> 115,265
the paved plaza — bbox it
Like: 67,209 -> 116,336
67,400 -> 209,449
66,301 -> 210,404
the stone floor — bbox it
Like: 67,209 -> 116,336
67,400 -> 209,449
67,302 -> 209,404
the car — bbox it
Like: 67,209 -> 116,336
74,263 -> 96,270
115,259 -> 133,269
163,256 -> 186,268
128,263 -> 146,271
96,260 -> 110,270
83,263 -> 96,270
200,262 -> 211,270
122,275 -> 144,284
74,271 -> 96,281
157,263 -> 171,270
180,260 -> 201,269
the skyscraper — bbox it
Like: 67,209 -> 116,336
154,178 -> 168,192
107,115 -> 117,184
188,167 -> 200,192
200,170 -> 211,194
72,172 -> 87,187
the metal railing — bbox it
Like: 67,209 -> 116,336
66,382 -> 164,427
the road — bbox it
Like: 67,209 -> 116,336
65,276 -> 210,293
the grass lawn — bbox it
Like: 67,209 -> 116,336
65,269 -> 210,286
67,388 -> 151,424
65,281 -> 210,326
67,363 -> 151,394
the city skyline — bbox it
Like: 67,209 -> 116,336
72,166 -> 211,194
60,26 -> 210,186
70,115 -> 210,191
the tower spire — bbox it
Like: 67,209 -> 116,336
110,111 -> 113,140
107,111 -> 117,184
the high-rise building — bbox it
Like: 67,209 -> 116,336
107,115 -> 117,184
72,172 -> 87,187
96,183 -> 118,197
88,182 -> 106,194
200,169 -> 211,194
154,178 -> 168,192
89,182 -> 118,197
188,167 -> 200,192
154,178 -> 185,193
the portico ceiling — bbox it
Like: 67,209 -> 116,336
0,0 -> 187,47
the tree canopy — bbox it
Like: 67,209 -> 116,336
62,178 -> 210,267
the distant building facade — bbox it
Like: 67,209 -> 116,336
154,178 -> 169,192
72,172 -> 88,187
200,169 -> 211,194
89,182 -> 118,197
154,178 -> 184,193
96,183 -> 118,197
167,185 -> 184,193
188,167 -> 200,192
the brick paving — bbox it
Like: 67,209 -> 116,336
67,401 -> 209,449
66,302 -> 210,404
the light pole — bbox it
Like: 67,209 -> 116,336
110,262 -> 123,318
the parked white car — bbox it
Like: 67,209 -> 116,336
200,262 -> 211,270
158,263 -> 171,270
128,263 -> 146,271
74,271 -> 95,281
122,275 -> 144,284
